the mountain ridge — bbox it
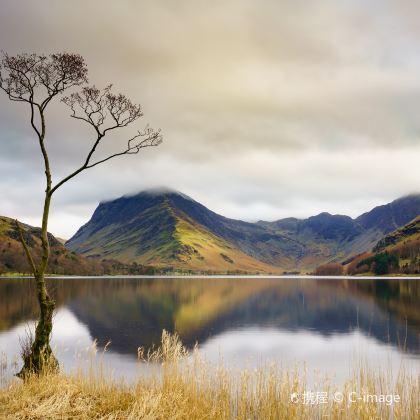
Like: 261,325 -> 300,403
66,190 -> 420,273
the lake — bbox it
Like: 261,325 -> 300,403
1,276 -> 420,384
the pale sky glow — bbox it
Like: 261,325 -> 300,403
0,0 -> 420,238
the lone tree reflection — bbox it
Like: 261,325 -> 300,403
0,52 -> 162,376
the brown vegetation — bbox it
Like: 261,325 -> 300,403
314,263 -> 344,276
0,332 -> 418,419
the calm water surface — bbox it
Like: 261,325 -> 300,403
1,277 -> 420,383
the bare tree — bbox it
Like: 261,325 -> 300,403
0,52 -> 162,376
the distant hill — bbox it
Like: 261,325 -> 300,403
261,194 -> 420,263
356,195 -> 420,234
66,190 -> 420,273
344,216 -> 420,275
0,216 -> 104,275
0,216 -> 156,275
373,216 -> 420,252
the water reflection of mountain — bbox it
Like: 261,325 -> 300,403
1,277 -> 420,356
67,279 -> 420,355
189,289 -> 420,354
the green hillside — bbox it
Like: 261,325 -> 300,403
67,190 -> 420,273
66,196 -> 279,273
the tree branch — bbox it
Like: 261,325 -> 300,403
1,52 -> 88,280
86,130 -> 162,169
51,85 -> 162,194
50,127 -> 162,194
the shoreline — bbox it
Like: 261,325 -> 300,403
1,274 -> 420,280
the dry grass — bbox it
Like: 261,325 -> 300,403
0,331 -> 419,419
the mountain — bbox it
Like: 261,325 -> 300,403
352,216 -> 419,275
356,195 -> 420,234
66,190 -> 279,273
373,215 -> 420,253
242,194 -> 420,269
0,216 -> 157,275
342,215 -> 420,275
0,216 -> 103,275
374,215 -> 420,274
66,189 -> 420,273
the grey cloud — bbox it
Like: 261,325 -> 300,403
0,0 -> 419,237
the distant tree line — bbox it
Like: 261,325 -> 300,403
355,252 -> 399,275
314,263 -> 344,276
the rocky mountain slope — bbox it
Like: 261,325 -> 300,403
66,191 -> 277,273
345,216 -> 420,275
373,216 -> 420,253
66,189 -> 420,273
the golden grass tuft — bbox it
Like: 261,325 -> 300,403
0,331 -> 419,419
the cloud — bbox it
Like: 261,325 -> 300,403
0,0 -> 419,237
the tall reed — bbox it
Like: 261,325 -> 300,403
0,331 -> 418,419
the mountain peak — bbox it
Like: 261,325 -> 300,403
123,188 -> 195,202
356,193 -> 420,234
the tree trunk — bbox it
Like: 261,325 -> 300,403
18,188 -> 59,377
18,273 -> 58,377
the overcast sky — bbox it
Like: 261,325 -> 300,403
1,0 -> 420,238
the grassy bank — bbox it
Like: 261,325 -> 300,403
1,332 -> 419,419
